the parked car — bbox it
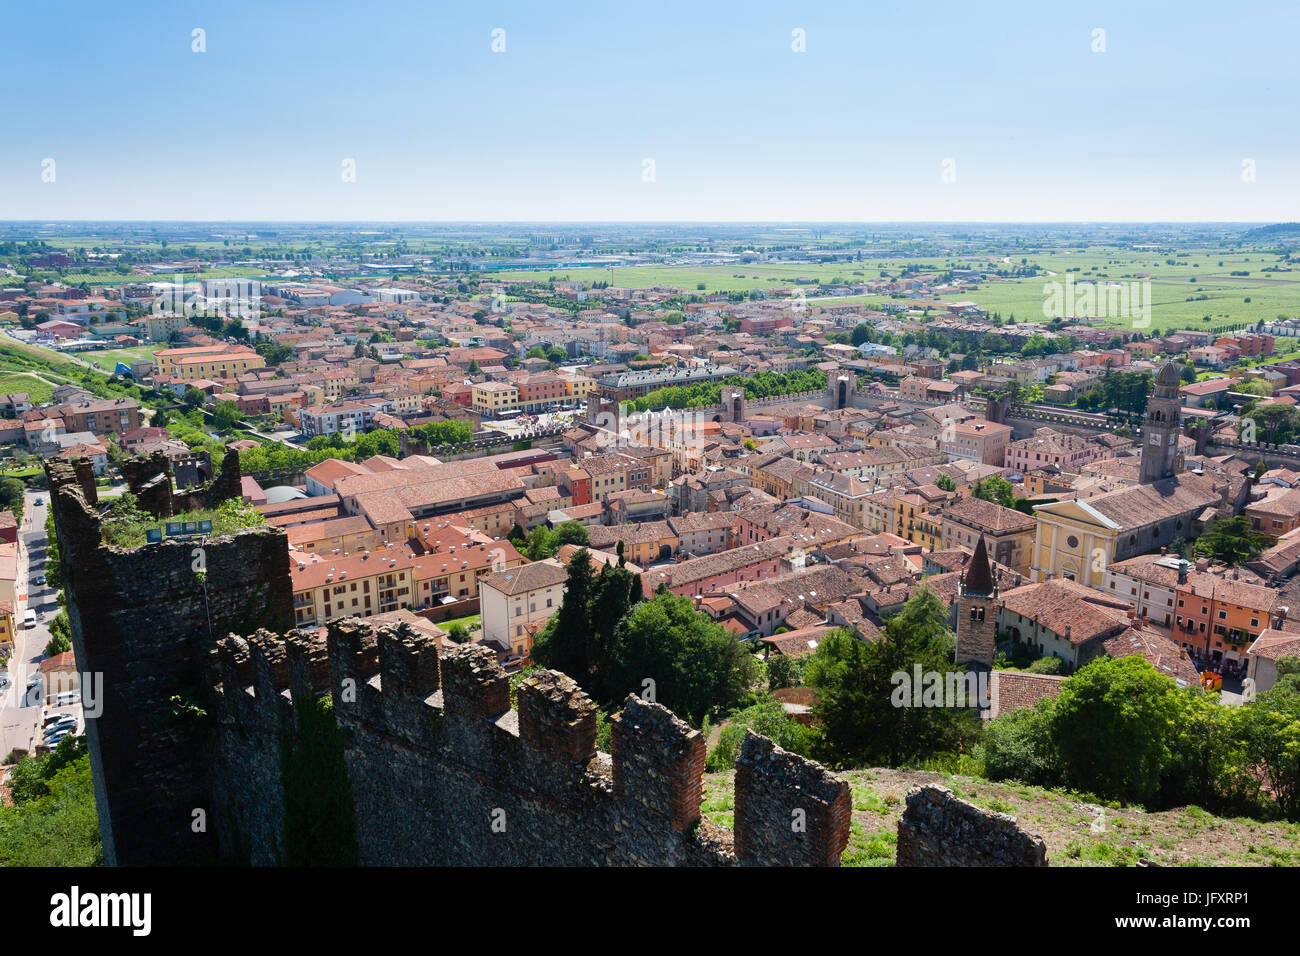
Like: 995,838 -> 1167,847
23,609 -> 37,628
43,712 -> 74,727
44,718 -> 77,736
26,672 -> 41,689
34,497 -> 43,506
35,573 -> 45,586
42,730 -> 70,747
55,691 -> 80,706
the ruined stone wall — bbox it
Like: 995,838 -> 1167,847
207,618 -> 853,867
46,459 -> 293,866
896,785 -> 1048,866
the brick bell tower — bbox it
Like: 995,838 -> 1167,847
1140,360 -> 1182,484
956,535 -> 999,668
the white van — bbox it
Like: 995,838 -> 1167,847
23,609 -> 36,629
55,691 -> 80,706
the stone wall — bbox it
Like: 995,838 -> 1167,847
896,784 -> 1048,866
205,618 -> 855,867
46,458 -> 294,866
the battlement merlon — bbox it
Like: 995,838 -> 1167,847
285,628 -> 332,702
326,617 -> 383,725
517,669 -> 598,765
376,623 -> 442,742
610,695 -> 706,834
734,731 -> 851,866
440,642 -> 511,721
214,631 -> 293,727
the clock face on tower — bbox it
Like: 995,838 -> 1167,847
1148,432 -> 1162,446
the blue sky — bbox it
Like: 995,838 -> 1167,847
1,0 -> 1296,221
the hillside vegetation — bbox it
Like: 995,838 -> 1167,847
702,767 -> 1300,867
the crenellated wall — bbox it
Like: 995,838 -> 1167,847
206,618 -> 854,867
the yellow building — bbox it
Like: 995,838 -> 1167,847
1029,474 -> 1223,587
471,381 -> 520,416
892,493 -> 944,551
154,344 -> 265,380
290,547 -> 416,628
562,373 -> 598,400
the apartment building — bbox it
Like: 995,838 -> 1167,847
59,397 -> 143,437
941,419 -> 1013,467
154,344 -> 266,380
471,380 -> 520,416
479,559 -> 569,658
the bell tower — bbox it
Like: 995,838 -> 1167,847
1140,361 -> 1182,484
956,535 -> 999,669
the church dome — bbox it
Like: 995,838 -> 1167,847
1156,361 -> 1180,387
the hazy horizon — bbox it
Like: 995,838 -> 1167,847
4,1 -> 1297,222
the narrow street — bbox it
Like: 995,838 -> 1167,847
0,490 -> 62,757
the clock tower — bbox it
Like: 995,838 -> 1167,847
1140,361 -> 1182,483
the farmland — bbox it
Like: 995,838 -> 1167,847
484,245 -> 1300,334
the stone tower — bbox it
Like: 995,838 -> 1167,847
826,370 -> 856,410
1140,360 -> 1182,484
956,535 -> 998,668
720,385 -> 746,423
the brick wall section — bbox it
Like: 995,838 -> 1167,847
896,785 -> 1048,866
611,696 -> 707,834
46,458 -> 294,866
734,732 -> 851,866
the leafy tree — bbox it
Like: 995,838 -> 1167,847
607,591 -> 757,723
972,475 -> 1016,509
182,386 -> 206,411
1027,656 -> 1064,675
45,611 -> 72,656
0,477 -> 24,521
767,653 -> 809,691
805,586 -> 979,767
984,697 -> 1060,786
705,694 -> 816,771
1193,515 -> 1275,564
1243,403 -> 1300,444
212,400 -> 241,431
1238,688 -> 1300,819
1050,656 -> 1184,806
1236,378 -> 1273,397
934,473 -> 957,492
552,521 -> 589,550
0,741 -> 101,865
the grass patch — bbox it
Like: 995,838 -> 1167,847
0,372 -> 53,403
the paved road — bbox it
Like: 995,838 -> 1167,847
0,491 -> 78,757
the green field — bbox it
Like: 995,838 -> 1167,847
484,247 -> 1300,333
0,372 -> 54,403
82,343 -> 165,372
